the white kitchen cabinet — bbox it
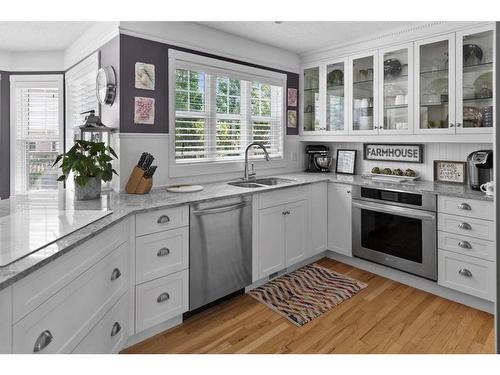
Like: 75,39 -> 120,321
310,182 -> 328,255
284,200 -> 309,267
0,287 -> 12,353
257,204 -> 287,278
327,183 -> 352,257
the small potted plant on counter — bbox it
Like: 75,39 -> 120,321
53,140 -> 118,200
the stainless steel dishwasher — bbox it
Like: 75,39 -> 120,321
189,196 -> 252,311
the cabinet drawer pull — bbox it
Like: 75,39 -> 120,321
110,322 -> 122,337
458,222 -> 472,230
456,123 -> 462,127
157,247 -> 170,257
157,292 -> 170,303
33,330 -> 53,353
110,268 -> 122,281
458,268 -> 473,278
458,240 -> 472,249
157,215 -> 170,224
457,203 -> 471,210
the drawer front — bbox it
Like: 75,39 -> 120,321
438,213 -> 495,241
13,219 -> 128,323
13,243 -> 129,354
0,286 -> 12,353
136,206 -> 189,237
259,185 -> 309,209
438,231 -> 495,261
136,227 -> 189,284
72,293 -> 129,354
135,270 -> 188,333
438,196 -> 493,221
438,250 -> 495,301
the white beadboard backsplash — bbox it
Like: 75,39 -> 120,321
320,142 -> 492,182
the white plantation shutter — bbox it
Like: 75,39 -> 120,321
65,52 -> 99,149
174,58 -> 285,163
10,75 -> 63,194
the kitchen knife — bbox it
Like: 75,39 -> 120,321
143,154 -> 155,170
144,165 -> 157,178
137,152 -> 147,168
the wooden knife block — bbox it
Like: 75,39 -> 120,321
125,166 -> 153,194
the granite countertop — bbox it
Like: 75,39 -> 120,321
0,171 -> 492,290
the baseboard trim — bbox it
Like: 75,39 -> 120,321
326,251 -> 494,314
123,315 -> 183,350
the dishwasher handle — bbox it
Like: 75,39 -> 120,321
192,201 -> 248,216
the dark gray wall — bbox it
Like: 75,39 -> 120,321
0,71 -> 10,199
119,34 -> 300,135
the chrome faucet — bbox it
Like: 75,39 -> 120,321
244,142 -> 270,180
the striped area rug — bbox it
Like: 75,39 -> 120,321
248,263 -> 367,327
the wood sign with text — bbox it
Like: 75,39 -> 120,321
363,144 -> 423,163
434,160 -> 467,184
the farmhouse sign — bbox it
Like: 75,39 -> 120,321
363,144 -> 423,163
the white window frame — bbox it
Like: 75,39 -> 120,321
9,74 -> 64,195
168,50 -> 287,178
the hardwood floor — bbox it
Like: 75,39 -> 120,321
122,258 -> 495,354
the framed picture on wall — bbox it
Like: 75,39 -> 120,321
433,160 -> 467,184
336,149 -> 357,175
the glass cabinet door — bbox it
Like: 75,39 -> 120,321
351,54 -> 376,132
303,67 -> 320,131
457,27 -> 494,133
326,60 -> 347,132
416,35 -> 454,132
380,44 -> 412,133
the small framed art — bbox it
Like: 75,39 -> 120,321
336,149 -> 357,175
433,160 -> 467,184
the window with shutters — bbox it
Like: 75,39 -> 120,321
171,51 -> 285,167
10,75 -> 64,194
65,52 -> 99,149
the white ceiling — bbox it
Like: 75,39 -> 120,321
198,21 -> 422,55
0,21 -> 96,51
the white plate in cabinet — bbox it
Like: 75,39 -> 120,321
438,196 -> 494,221
136,206 -> 189,237
12,243 -> 129,354
438,249 -> 495,301
72,293 -> 129,354
438,213 -> 495,241
136,227 -> 189,284
13,220 -> 127,323
438,231 -> 495,261
135,269 -> 188,333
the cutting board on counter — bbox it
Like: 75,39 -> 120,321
166,185 -> 204,193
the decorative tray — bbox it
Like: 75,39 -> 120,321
363,172 -> 420,183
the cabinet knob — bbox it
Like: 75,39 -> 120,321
33,330 -> 53,353
458,222 -> 472,230
157,292 -> 170,303
456,123 -> 462,127
449,123 -> 455,127
458,240 -> 472,249
347,190 -> 351,194
157,215 -> 170,224
157,247 -> 170,257
110,322 -> 122,337
458,268 -> 473,278
457,203 -> 471,210
110,268 -> 122,281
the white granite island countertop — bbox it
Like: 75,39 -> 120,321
0,171 -> 491,290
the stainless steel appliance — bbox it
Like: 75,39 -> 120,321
189,196 -> 252,311
305,145 -> 332,172
467,150 -> 493,190
351,186 -> 437,280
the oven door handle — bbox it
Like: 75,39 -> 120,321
352,200 -> 436,221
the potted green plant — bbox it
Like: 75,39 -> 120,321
53,140 -> 118,200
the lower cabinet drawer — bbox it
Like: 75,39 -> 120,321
72,293 -> 129,354
438,231 -> 495,261
13,243 -> 129,354
438,250 -> 495,301
136,227 -> 189,284
135,269 -> 189,333
438,213 -> 495,241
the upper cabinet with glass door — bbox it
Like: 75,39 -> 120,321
350,52 -> 378,134
325,59 -> 348,133
415,34 -> 455,134
303,66 -> 321,132
379,43 -> 413,134
456,26 -> 494,133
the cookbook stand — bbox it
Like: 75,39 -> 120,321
125,166 -> 153,194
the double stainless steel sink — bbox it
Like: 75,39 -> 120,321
227,177 -> 295,188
